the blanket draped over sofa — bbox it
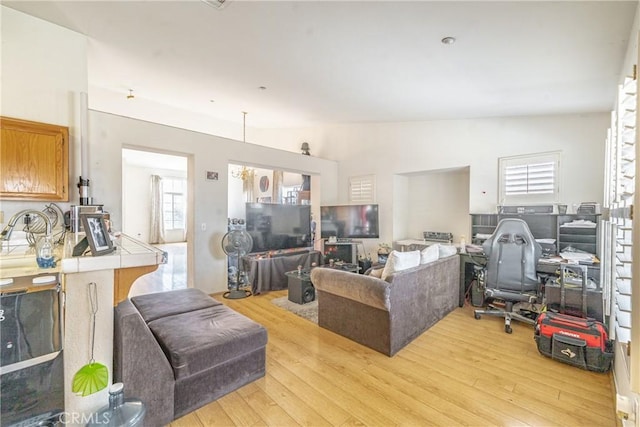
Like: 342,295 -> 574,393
114,288 -> 267,426
310,254 -> 459,356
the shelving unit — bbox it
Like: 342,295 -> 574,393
470,214 -> 498,244
557,214 -> 600,255
470,213 -> 600,259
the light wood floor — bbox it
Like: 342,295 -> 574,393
170,290 -> 617,427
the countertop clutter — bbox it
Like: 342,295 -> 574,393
0,232 -> 166,279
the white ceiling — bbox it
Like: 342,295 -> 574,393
4,0 -> 638,128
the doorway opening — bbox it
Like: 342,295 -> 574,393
122,148 -> 190,295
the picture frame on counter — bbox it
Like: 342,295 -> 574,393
81,213 -> 115,256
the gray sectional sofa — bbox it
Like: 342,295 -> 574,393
114,288 -> 267,426
310,254 -> 459,356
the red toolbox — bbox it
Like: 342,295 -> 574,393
534,265 -> 613,372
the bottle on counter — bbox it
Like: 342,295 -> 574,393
36,235 -> 55,268
459,235 -> 466,254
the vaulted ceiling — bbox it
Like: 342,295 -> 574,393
4,1 -> 638,128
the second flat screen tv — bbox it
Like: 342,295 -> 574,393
320,204 -> 379,239
245,203 -> 312,253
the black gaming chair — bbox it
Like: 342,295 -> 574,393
473,218 -> 542,333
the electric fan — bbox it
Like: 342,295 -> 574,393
221,229 -> 254,299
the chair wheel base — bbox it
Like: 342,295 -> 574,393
505,325 -> 512,334
474,312 -> 481,320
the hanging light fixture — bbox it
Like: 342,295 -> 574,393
231,112 -> 253,180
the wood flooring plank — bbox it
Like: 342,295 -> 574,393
266,340 -> 403,426
425,324 -> 615,402
190,290 -> 619,427
399,345 -> 555,426
194,400 -> 237,426
473,380 -> 614,427
256,372 -> 335,427
241,387 -> 301,426
263,359 -> 350,426
171,412 -> 204,427
216,391 -> 263,426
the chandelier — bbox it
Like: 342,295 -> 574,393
231,165 -> 253,181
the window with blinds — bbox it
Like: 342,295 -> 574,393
349,175 -> 376,204
499,152 -> 560,204
603,71 -> 640,401
607,75 -> 636,350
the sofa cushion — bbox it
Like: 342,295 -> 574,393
131,288 -> 222,323
381,250 -> 420,280
438,244 -> 458,258
147,305 -> 268,380
420,244 -> 439,264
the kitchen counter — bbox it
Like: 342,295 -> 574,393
1,232 -> 165,279
61,232 -> 166,273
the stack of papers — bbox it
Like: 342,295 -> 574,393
560,251 -> 598,264
560,220 -> 597,228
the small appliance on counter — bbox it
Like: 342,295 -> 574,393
69,204 -> 104,233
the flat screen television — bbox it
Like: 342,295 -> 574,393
320,204 -> 379,239
245,203 -> 312,253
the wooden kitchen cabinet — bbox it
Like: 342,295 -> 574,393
0,116 -> 69,201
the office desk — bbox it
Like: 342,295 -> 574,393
458,252 -> 601,307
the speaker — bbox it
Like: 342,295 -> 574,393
288,277 -> 315,304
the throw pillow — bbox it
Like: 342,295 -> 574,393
381,250 -> 421,280
420,244 -> 439,264
438,244 -> 458,258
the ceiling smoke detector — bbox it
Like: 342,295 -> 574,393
441,36 -> 456,45
202,0 -> 231,10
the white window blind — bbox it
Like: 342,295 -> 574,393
349,175 -> 376,204
608,76 -> 636,348
499,152 -> 560,204
604,72 -> 638,397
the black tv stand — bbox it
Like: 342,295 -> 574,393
322,239 -> 362,266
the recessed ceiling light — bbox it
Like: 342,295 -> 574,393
441,36 -> 456,45
258,86 -> 267,90
209,99 -> 215,103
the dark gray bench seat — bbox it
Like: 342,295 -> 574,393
114,288 -> 267,426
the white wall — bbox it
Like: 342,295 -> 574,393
404,168 -> 470,244
87,111 -> 338,293
256,113 -> 608,246
0,6 -> 87,217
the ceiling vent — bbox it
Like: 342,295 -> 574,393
201,0 -> 231,10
